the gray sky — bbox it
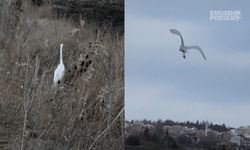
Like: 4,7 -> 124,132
125,0 -> 250,128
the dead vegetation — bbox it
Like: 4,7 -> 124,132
0,1 -> 124,149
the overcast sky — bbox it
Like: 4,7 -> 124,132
125,0 -> 250,128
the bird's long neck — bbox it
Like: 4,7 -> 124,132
180,36 -> 184,45
60,44 -> 63,64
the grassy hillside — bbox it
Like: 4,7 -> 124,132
0,0 -> 124,149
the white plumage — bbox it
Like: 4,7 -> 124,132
54,44 -> 65,85
170,29 -> 206,60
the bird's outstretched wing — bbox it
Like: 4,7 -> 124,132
170,29 -> 184,45
185,46 -> 206,60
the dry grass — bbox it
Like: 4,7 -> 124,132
0,1 -> 124,149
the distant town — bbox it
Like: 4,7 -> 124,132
125,119 -> 250,150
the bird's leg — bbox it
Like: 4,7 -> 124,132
182,52 -> 186,59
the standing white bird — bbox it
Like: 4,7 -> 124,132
170,29 -> 206,60
54,44 -> 65,85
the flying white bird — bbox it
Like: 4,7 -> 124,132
170,29 -> 206,60
54,44 -> 65,85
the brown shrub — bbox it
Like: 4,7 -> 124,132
0,1 -> 124,149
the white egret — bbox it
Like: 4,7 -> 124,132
54,44 -> 65,85
170,29 -> 206,60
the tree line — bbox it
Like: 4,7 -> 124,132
140,119 -> 230,132
126,119 -> 231,149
